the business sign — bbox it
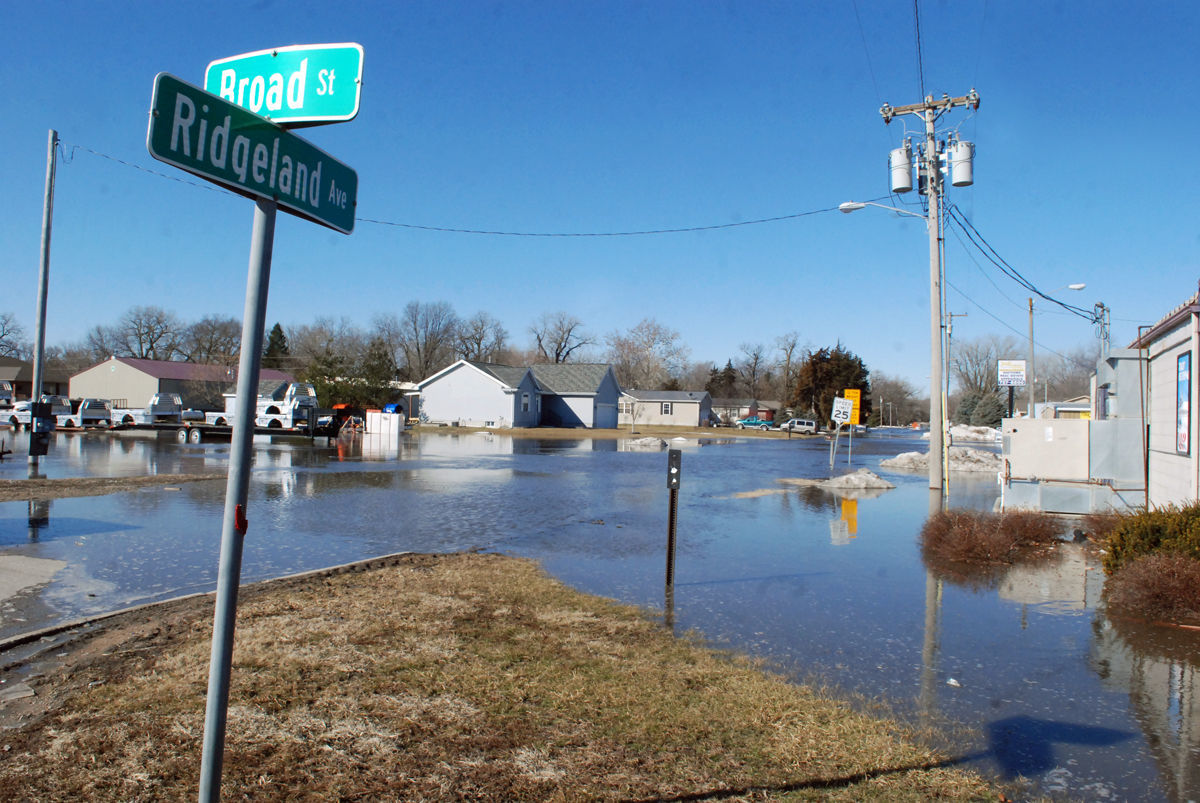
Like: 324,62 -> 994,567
205,43 -> 363,126
997,359 -> 1027,387
844,388 -> 861,425
831,396 -> 853,425
147,73 -> 357,233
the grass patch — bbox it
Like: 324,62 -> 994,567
0,553 -> 994,800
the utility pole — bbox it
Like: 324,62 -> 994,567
29,129 -> 57,477
881,90 -> 980,496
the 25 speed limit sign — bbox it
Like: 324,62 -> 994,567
831,397 -> 854,425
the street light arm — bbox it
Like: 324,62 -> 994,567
839,200 -> 926,220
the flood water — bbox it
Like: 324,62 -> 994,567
1,427 -> 1197,801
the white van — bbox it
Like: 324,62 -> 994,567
779,418 -> 818,434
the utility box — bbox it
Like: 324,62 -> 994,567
365,410 -> 404,438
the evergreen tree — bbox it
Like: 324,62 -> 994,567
969,392 -> 1006,427
263,323 -> 290,370
788,344 -> 871,423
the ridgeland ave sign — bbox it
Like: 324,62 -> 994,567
147,73 -> 357,233
204,43 -> 364,126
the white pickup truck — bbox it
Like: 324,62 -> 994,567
7,395 -> 72,431
207,382 -> 319,430
111,393 -> 184,426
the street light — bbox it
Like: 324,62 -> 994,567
841,197 -> 945,495
1027,283 -> 1086,418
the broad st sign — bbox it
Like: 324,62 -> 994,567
147,73 -> 357,233
204,43 -> 363,126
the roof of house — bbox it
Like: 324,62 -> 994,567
710,397 -> 781,409
468,361 -> 530,388
1130,284 -> 1200,349
529,363 -> 615,394
0,356 -> 69,384
88,356 -> 292,385
622,389 -> 710,403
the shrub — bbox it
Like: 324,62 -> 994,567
1105,552 -> 1200,626
1101,502 -> 1200,575
921,509 -> 1062,566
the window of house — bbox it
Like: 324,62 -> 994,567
522,393 -> 530,412
661,402 -> 673,415
619,401 -> 633,415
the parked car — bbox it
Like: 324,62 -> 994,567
735,416 -> 773,430
778,418 -> 818,434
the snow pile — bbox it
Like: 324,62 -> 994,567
881,447 -> 1003,472
623,437 -> 667,450
820,468 -> 896,490
922,424 -> 1001,442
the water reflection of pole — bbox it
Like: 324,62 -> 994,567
920,488 -> 945,726
28,498 -> 50,541
919,570 -> 943,725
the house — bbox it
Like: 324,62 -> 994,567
1131,287 -> 1200,507
417,361 -> 621,429
0,356 -> 69,401
69,356 -> 294,410
710,398 -> 780,425
416,360 -> 541,428
528,363 -> 621,429
618,390 -> 714,428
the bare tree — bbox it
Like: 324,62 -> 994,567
182,315 -> 241,365
1037,343 -> 1102,401
455,311 -> 508,363
531,312 -> 592,364
605,318 -> 689,389
0,312 -> 26,358
45,343 -> 98,376
775,331 -> 805,400
737,342 -> 769,398
375,301 -> 459,381
116,305 -> 183,360
869,371 -> 920,426
85,324 -> 122,362
950,334 -> 1021,396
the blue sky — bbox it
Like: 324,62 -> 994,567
2,1 -> 1196,387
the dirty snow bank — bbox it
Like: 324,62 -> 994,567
922,424 -> 1001,442
623,437 -> 667,450
881,447 -> 1002,472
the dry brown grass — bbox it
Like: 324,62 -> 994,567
0,553 -> 995,801
1105,552 -> 1200,626
920,510 -> 1064,588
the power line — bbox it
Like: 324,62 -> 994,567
913,0 -> 927,100
356,204 -> 862,237
945,277 -> 1093,370
945,204 -> 1095,319
68,139 -> 889,239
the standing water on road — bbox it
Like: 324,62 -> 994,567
1,428 -> 1197,800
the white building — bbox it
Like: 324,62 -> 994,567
618,390 -> 714,427
417,361 -> 621,429
1133,287 -> 1200,507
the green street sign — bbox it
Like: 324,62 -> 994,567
147,73 -> 357,233
204,43 -> 363,127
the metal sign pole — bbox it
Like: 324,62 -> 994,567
198,198 -> 276,802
